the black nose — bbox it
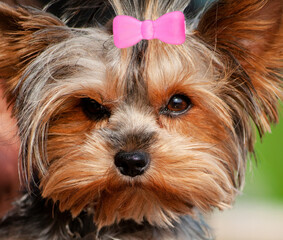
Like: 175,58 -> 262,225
114,151 -> 150,177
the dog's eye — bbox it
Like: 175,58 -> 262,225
162,94 -> 192,116
81,98 -> 110,121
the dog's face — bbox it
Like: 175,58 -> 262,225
40,37 -> 239,227
0,0 -> 282,229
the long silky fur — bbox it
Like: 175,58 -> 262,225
0,0 -> 282,239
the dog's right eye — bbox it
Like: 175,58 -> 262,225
81,98 -> 111,121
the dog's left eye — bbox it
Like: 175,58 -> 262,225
81,98 -> 111,121
161,94 -> 192,116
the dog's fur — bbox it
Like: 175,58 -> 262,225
0,0 -> 282,239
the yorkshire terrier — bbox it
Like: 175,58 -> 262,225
0,0 -> 282,239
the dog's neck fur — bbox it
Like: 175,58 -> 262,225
0,190 -> 213,240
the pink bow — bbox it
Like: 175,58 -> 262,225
113,11 -> 186,48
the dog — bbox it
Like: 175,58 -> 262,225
0,0 -> 282,239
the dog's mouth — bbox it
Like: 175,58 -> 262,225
41,150 -> 234,229
41,138 -> 234,229
79,173 -> 196,229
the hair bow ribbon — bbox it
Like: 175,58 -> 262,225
113,11 -> 186,48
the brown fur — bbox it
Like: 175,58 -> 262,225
198,0 -> 283,133
0,3 -> 68,104
0,0 -> 282,235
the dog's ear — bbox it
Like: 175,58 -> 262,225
198,0 -> 282,134
0,3 -> 69,104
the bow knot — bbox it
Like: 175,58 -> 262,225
113,11 -> 186,48
141,20 -> 154,40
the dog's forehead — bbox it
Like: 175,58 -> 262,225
102,37 -> 218,103
53,31 -> 220,105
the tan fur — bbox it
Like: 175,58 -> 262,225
0,3 -> 68,104
0,0 -> 282,232
198,0 -> 283,133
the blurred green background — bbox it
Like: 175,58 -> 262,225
244,103 -> 283,202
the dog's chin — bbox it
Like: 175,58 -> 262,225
41,160 -> 234,229
41,178 -> 190,229
89,179 -> 195,229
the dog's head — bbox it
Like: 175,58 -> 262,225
0,0 -> 282,228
